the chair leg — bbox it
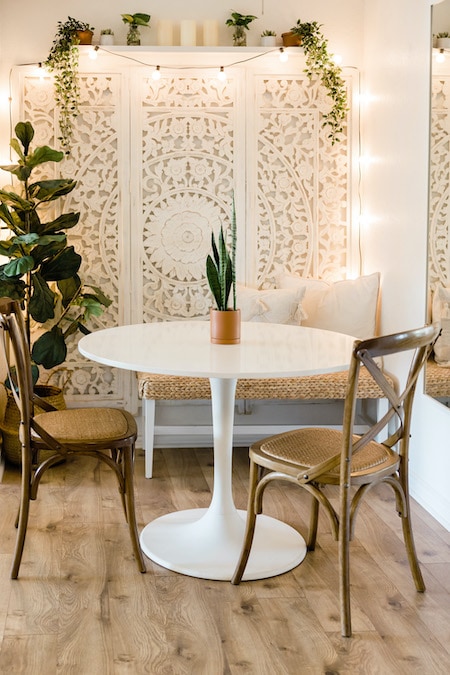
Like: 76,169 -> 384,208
307,495 -> 320,551
401,493 -> 425,592
123,446 -> 146,573
144,399 -> 155,479
339,485 -> 352,638
231,459 -> 260,584
11,455 -> 32,579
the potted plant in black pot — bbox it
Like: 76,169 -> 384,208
0,121 -> 110,463
45,17 -> 95,154
206,197 -> 240,344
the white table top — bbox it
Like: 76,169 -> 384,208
79,321 -> 356,379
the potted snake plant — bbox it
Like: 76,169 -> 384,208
206,197 -> 240,344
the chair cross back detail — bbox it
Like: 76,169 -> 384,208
231,323 -> 440,638
0,297 -> 146,578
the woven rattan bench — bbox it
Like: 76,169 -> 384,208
137,367 -> 394,477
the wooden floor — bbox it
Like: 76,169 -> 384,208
0,447 -> 449,675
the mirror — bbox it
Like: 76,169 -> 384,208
427,0 -> 450,405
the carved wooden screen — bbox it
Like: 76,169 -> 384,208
430,75 -> 450,291
13,52 -> 357,409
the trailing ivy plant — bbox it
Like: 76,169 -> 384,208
45,17 -> 94,154
291,20 -> 348,144
0,121 -> 110,381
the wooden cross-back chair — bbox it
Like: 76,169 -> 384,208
0,297 -> 146,578
231,323 -> 440,637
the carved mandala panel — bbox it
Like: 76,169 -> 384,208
430,76 -> 450,291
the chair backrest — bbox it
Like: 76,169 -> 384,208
341,323 -> 440,475
0,298 -> 35,452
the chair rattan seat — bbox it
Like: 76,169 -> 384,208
257,427 -> 399,476
34,408 -> 136,443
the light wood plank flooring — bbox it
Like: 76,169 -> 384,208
0,447 -> 449,674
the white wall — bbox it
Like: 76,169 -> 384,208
0,0 -> 448,529
362,0 -> 449,530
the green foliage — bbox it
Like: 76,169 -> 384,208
45,17 -> 94,154
121,13 -> 151,26
261,30 -> 276,37
206,197 -> 237,311
291,20 -> 348,144
226,12 -> 257,29
0,121 -> 111,378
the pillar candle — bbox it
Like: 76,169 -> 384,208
203,20 -> 219,47
180,20 -> 196,46
157,20 -> 174,46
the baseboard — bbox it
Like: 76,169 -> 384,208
410,470 -> 450,531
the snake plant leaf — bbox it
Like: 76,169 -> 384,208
29,272 -> 56,323
15,121 -> 34,154
31,325 -> 67,369
40,246 -> 82,281
206,254 -> 222,309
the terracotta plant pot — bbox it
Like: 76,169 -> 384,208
281,31 -> 301,47
75,29 -> 94,45
210,309 -> 241,344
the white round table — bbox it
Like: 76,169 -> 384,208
79,321 -> 355,581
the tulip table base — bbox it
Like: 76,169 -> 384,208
139,506 -> 307,581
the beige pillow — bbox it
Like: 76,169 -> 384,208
237,285 -> 306,325
432,286 -> 450,366
276,272 -> 380,339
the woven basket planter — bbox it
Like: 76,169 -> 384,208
0,385 -> 66,466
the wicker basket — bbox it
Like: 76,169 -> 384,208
0,385 -> 66,466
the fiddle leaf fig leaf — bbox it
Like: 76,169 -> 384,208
26,146 -> 64,169
28,179 -> 76,202
29,272 -> 56,323
32,325 -> 67,369
15,121 -> 34,154
3,256 -> 35,277
40,212 -> 80,235
40,246 -> 82,281
57,275 -> 82,307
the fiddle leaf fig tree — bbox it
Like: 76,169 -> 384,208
0,121 -> 111,380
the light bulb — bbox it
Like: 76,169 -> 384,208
152,65 -> 161,80
88,46 -> 99,60
217,66 -> 226,81
437,48 -> 446,63
279,48 -> 288,63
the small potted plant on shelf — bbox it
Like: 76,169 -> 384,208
206,197 -> 240,344
225,11 -> 258,47
100,29 -> 115,45
260,30 -> 277,47
121,13 -> 151,45
45,17 -> 95,154
436,32 -> 450,49
288,19 -> 348,144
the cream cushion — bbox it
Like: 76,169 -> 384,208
237,284 -> 306,325
432,285 -> 450,366
276,272 -> 380,339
